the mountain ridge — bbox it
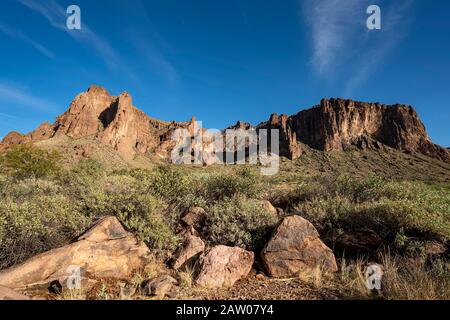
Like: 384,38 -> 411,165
1,85 -> 449,164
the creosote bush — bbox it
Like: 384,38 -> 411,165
202,167 -> 263,201
0,160 -> 183,268
204,197 -> 278,251
292,175 -> 450,246
0,144 -> 60,179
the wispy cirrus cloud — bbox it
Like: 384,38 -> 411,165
302,0 -> 366,75
128,33 -> 180,87
0,82 -> 57,113
0,23 -> 55,59
0,112 -> 18,120
301,0 -> 414,95
17,0 -> 133,73
123,0 -> 180,86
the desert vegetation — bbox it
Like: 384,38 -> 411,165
0,144 -> 449,300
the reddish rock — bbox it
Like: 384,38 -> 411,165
195,246 -> 254,289
181,207 -> 207,230
1,131 -> 30,146
0,286 -> 32,300
0,217 -> 152,291
259,200 -> 278,217
326,229 -> 383,254
290,98 -> 450,162
1,87 -> 448,164
172,233 -> 205,270
261,215 -> 337,278
258,113 -> 302,160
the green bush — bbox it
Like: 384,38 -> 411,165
0,144 -> 61,179
117,194 -> 180,257
204,197 -> 278,250
0,193 -> 90,269
293,175 -> 450,243
149,165 -> 191,201
202,167 -> 262,201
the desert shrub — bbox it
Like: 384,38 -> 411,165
117,194 -> 180,257
70,158 -> 105,180
202,167 -> 262,201
128,168 -> 154,191
60,160 -> 108,219
0,144 -> 61,179
149,165 -> 191,201
292,175 -> 450,243
0,193 -> 90,269
333,175 -> 391,202
204,197 -> 278,250
67,170 -> 180,256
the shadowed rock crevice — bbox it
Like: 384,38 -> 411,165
98,99 -> 119,130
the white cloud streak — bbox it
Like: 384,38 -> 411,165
302,0 -> 413,95
0,82 -> 57,113
124,0 -> 180,86
302,0 -> 365,75
17,0 -> 132,73
128,33 -> 180,87
0,112 -> 18,120
0,23 -> 55,59
343,0 -> 414,96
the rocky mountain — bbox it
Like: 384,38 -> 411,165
0,85 -> 197,161
259,98 -> 450,162
1,85 -> 449,164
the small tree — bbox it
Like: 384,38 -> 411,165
0,144 -> 61,179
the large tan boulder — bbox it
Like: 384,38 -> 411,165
195,246 -> 254,289
0,286 -> 32,300
261,215 -> 337,277
0,217 -> 152,291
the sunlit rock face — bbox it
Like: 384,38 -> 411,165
1,87 -> 449,164
270,98 -> 450,162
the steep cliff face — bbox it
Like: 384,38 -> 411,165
266,98 -> 450,162
53,85 -> 113,138
51,86 -> 171,160
0,85 -> 190,161
1,87 -> 448,164
257,114 -> 302,160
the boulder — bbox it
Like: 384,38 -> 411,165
261,215 -> 337,277
142,275 -> 177,296
0,286 -> 32,300
0,217 -> 152,291
181,207 -> 207,231
259,200 -> 278,217
195,246 -> 254,289
326,228 -> 383,254
172,233 -> 205,270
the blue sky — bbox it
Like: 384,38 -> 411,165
0,0 -> 449,146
